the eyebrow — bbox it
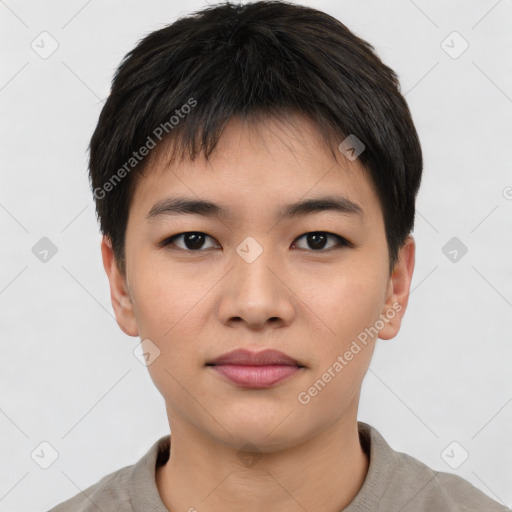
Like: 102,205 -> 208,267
146,195 -> 364,222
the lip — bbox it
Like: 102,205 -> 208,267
206,348 -> 304,367
206,349 -> 305,389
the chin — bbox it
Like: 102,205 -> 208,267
218,414 -> 306,452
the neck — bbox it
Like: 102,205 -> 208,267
156,415 -> 369,512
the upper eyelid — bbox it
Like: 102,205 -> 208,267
293,232 -> 352,249
162,231 -> 350,249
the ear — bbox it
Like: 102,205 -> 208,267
101,236 -> 139,337
378,235 -> 415,340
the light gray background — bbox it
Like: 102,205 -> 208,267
1,0 -> 511,510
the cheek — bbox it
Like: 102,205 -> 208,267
130,267 -> 214,377
315,266 -> 386,343
130,263 -> 199,337
130,273 -> 170,337
301,274 -> 382,411
131,270 -> 206,404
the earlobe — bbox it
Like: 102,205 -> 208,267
378,236 -> 415,340
100,236 -> 139,337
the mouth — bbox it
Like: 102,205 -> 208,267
206,349 -> 305,388
206,348 -> 305,367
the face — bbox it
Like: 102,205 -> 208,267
102,114 -> 415,452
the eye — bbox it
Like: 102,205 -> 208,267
292,231 -> 351,251
159,231 -> 352,252
159,232 -> 219,251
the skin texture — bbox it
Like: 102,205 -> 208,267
101,114 -> 415,512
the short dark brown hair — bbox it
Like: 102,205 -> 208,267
89,0 -> 422,275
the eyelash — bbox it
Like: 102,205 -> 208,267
158,231 -> 353,252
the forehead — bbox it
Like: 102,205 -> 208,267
129,115 -> 382,225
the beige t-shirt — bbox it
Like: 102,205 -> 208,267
48,421 -> 510,511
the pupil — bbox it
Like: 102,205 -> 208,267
182,233 -> 329,250
185,232 -> 204,250
308,232 -> 326,250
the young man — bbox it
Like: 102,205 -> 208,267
49,1 -> 510,511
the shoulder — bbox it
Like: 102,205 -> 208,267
354,422 -> 510,512
390,450 -> 509,511
47,435 -> 171,512
47,465 -> 135,512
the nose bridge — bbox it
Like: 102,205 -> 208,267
234,237 -> 278,288
220,235 -> 294,327
234,234 -> 279,296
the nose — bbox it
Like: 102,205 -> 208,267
217,242 -> 296,330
